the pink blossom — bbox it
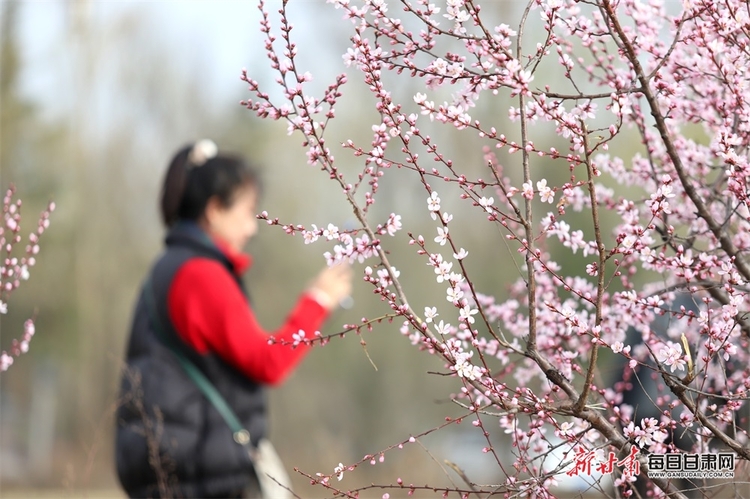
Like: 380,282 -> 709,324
292,330 -> 307,347
453,248 -> 468,260
522,182 -> 534,200
434,226 -> 449,246
334,462 -> 345,481
0,353 -> 13,372
656,342 -> 687,373
427,191 -> 441,220
478,196 -> 494,213
0,187 -> 53,374
537,179 -> 555,204
242,1 -> 750,495
424,307 -> 438,323
385,213 -> 402,236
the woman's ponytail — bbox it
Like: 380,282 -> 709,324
160,145 -> 192,227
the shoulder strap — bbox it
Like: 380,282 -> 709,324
143,276 -> 253,449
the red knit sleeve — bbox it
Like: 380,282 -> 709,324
167,258 -> 328,385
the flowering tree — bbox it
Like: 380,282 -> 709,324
242,0 -> 749,497
0,186 -> 55,372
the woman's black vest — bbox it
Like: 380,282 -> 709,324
116,222 -> 266,498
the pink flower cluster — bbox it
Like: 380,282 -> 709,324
243,0 -> 750,496
0,186 -> 54,372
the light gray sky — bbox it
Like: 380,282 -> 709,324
16,1 -> 347,121
16,1 -> 270,119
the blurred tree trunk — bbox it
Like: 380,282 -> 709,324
1,0 -> 25,177
63,0 -> 111,457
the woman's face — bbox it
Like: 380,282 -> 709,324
204,185 -> 259,253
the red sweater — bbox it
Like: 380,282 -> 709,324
167,238 -> 327,386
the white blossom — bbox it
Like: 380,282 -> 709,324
434,226 -> 449,245
334,462 -> 345,481
424,306 -> 439,323
427,191 -> 441,220
478,197 -> 494,213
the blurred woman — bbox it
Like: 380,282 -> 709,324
116,140 -> 352,498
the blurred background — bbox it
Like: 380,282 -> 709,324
0,1 -> 630,497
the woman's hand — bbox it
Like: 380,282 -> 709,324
307,263 -> 354,311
